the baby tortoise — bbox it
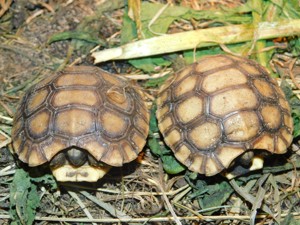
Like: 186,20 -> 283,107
12,66 -> 150,182
156,55 -> 293,178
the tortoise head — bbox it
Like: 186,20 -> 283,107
49,147 -> 111,182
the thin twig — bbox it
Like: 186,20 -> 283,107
80,190 -> 132,220
0,115 -> 13,122
288,58 -> 300,90
123,70 -> 171,80
68,191 -> 97,225
229,179 -> 274,218
148,3 -> 170,36
149,160 -> 183,225
0,100 -> 14,117
63,182 -> 190,197
0,169 -> 15,177
0,0 -> 12,17
25,9 -> 44,24
0,137 -> 11,148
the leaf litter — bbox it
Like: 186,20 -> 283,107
0,0 -> 300,224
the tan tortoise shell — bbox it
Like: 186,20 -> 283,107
12,66 -> 150,167
156,55 -> 293,176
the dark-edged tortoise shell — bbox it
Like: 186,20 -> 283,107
156,55 -> 293,176
12,66 -> 150,181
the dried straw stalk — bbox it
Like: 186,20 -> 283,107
92,19 -> 300,63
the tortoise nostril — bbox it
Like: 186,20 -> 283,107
66,148 -> 87,167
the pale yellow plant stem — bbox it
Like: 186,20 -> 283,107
92,19 -> 300,63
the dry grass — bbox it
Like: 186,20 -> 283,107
0,0 -> 300,224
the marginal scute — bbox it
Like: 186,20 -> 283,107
164,129 -> 181,148
175,66 -> 193,82
157,89 -> 170,106
280,128 -> 293,146
260,105 -> 281,130
205,157 -> 223,176
252,133 -> 275,152
274,86 -> 286,98
131,131 -> 147,151
253,79 -> 275,99
11,118 -> 23,138
12,134 -> 24,153
41,137 -> 68,161
215,146 -> 244,169
276,136 -> 287,153
18,142 -> 30,163
101,145 -> 123,166
28,144 -> 47,166
158,116 -> 173,133
12,131 -> 26,154
121,141 -> 138,162
156,54 -> 293,176
134,115 -> 149,137
188,154 -> 205,174
156,105 -> 169,120
26,87 -> 49,114
284,114 -> 293,130
174,145 -> 191,164
174,75 -> 197,97
33,75 -> 55,90
139,104 -> 150,122
279,97 -> 291,111
238,63 -> 261,75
